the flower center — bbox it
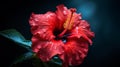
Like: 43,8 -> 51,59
53,30 -> 69,43
58,8 -> 76,38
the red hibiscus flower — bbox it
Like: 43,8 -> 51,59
29,4 -> 94,67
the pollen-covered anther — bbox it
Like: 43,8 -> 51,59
63,8 -> 76,30
58,8 -> 76,38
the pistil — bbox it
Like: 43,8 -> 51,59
58,8 -> 76,38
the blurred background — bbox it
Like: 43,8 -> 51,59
0,0 -> 120,67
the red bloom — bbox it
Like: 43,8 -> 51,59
29,4 -> 94,67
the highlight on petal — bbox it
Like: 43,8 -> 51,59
29,12 -> 57,40
59,38 -> 88,67
32,35 -> 64,61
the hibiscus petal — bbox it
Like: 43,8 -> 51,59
79,20 -> 95,38
56,4 -> 68,22
69,20 -> 94,44
29,12 -> 57,40
32,35 -> 64,62
59,38 -> 88,67
55,4 -> 69,30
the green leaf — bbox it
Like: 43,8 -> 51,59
10,52 -> 34,67
10,52 -> 62,67
0,29 -> 62,67
0,29 -> 32,50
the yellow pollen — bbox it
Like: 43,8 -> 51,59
58,8 -> 76,38
63,12 -> 74,30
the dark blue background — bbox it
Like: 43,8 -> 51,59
0,0 -> 120,67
